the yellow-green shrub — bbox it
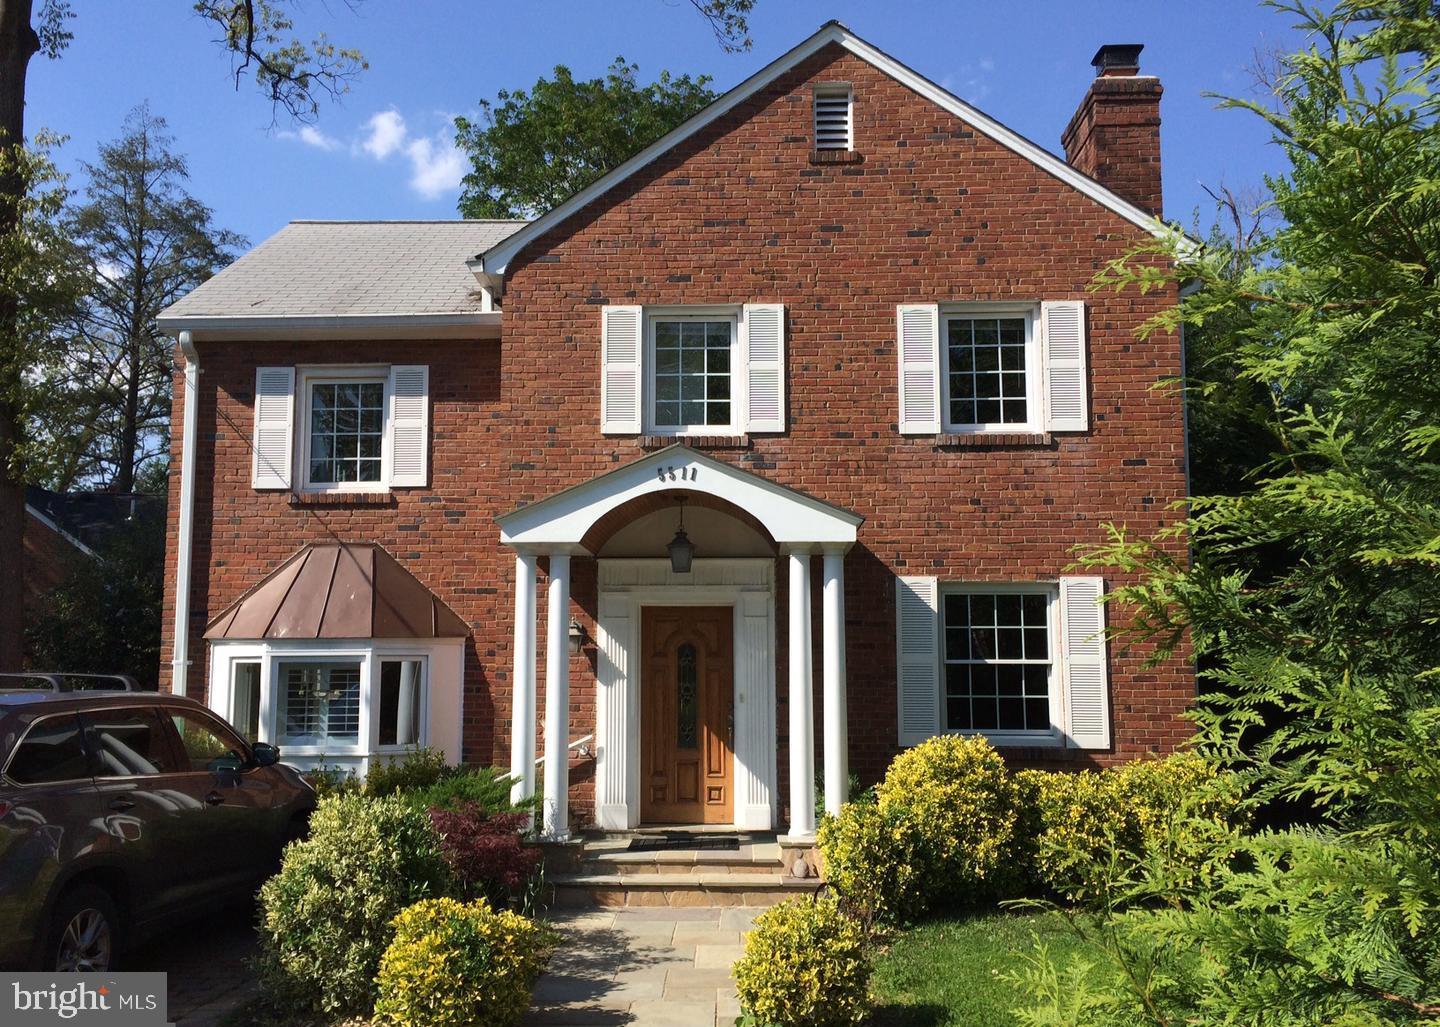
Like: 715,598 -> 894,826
817,799 -> 926,926
733,896 -> 870,1027
257,793 -> 450,1016
373,897 -> 553,1027
876,734 -> 1027,901
1021,752 -> 1245,905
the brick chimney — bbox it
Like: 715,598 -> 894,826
1061,44 -> 1163,217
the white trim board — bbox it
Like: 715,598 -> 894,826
476,21 -> 1180,279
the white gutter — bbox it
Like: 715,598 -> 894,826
170,331 -> 199,697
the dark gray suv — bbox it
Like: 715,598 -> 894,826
0,676 -> 315,971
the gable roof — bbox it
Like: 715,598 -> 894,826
204,542 -> 469,640
158,219 -> 526,334
475,21 -> 1173,277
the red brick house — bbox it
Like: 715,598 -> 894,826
156,23 -> 1190,842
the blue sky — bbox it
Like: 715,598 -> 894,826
28,1 -> 1308,248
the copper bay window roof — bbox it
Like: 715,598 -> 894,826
204,542 -> 468,640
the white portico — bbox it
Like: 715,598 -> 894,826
498,445 -> 861,840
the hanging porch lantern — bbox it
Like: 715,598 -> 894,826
667,497 -> 695,574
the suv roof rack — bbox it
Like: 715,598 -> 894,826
0,672 -> 140,692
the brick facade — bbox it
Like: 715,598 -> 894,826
161,41 -> 1191,829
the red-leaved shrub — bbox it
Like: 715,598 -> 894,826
427,803 -> 542,906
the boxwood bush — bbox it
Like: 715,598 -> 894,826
1020,751 -> 1245,905
374,897 -> 553,1027
817,797 -> 926,927
875,734 -> 1029,903
257,793 -> 452,1016
733,896 -> 871,1027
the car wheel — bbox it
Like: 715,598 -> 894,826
47,885 -> 120,972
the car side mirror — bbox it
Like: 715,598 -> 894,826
251,742 -> 281,767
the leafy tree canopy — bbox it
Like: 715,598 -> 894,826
454,58 -> 717,219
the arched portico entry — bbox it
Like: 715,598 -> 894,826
497,445 -> 862,839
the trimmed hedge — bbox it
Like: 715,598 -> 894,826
734,896 -> 871,1027
374,897 -> 552,1027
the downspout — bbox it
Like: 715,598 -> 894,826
170,331 -> 199,696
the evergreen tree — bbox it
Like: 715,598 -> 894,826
1017,2 -> 1440,1024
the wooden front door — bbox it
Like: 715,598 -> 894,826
640,606 -> 734,825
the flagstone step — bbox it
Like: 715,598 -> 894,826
550,871 -> 823,908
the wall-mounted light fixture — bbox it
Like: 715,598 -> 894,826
567,618 -> 588,655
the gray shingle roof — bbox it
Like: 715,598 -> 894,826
159,220 -> 527,321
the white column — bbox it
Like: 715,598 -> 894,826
822,547 -> 849,816
542,552 -> 572,840
509,553 -> 538,808
787,548 -> 816,838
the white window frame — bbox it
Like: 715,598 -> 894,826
940,303 -> 1043,434
207,641 -> 432,759
374,654 -> 430,752
274,657 -> 367,750
230,659 -> 262,742
644,307 -> 743,437
939,582 -> 1063,747
296,366 -> 392,494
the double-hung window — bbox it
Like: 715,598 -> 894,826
301,372 -> 387,491
648,313 -> 740,434
250,364 -> 429,492
896,575 -> 1110,750
942,307 -> 1041,432
942,586 -> 1059,738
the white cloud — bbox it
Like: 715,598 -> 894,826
276,107 -> 464,201
278,124 -> 341,151
361,109 -> 407,160
404,135 -> 466,199
297,125 -> 340,151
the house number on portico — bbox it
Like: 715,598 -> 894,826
656,466 -> 698,482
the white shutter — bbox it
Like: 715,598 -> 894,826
1060,576 -> 1111,749
388,365 -> 429,487
601,305 -> 643,434
1042,300 -> 1089,431
742,303 -> 785,433
895,575 -> 941,746
251,366 -> 294,490
897,304 -> 941,434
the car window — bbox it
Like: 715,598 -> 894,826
84,708 -> 174,777
6,715 -> 90,785
167,708 -> 246,773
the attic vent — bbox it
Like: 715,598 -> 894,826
813,85 -> 853,150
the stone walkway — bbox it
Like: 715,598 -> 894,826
527,907 -> 757,1027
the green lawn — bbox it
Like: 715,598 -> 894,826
869,911 -> 1089,1027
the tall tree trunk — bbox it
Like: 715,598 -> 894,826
116,333 -> 140,493
0,0 -> 39,670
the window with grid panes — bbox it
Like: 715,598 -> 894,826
944,314 -> 1031,428
307,380 -> 384,486
943,590 -> 1055,732
651,318 -> 735,431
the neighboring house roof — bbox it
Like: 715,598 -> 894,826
157,220 -> 527,334
476,20 -> 1178,277
25,485 -> 163,558
204,542 -> 469,640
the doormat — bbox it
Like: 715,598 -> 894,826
628,833 -> 740,852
